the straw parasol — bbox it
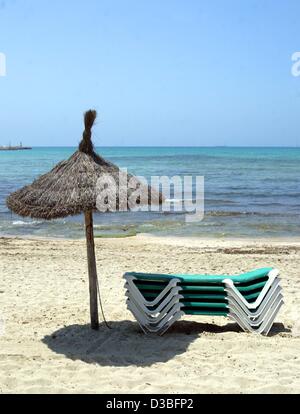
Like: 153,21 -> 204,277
7,110 -> 163,330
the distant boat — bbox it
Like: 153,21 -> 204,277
0,142 -> 32,151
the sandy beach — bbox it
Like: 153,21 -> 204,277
0,234 -> 300,394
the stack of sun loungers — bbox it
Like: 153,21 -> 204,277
124,268 -> 283,336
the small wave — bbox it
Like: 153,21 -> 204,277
164,198 -> 199,203
93,224 -> 135,231
207,191 -> 300,198
165,198 -> 183,203
164,198 -> 204,204
205,199 -> 237,205
12,220 -> 42,226
206,211 -> 278,217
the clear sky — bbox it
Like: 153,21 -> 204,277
0,0 -> 299,147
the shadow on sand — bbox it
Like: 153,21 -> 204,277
42,320 -> 289,367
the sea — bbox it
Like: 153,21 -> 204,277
0,147 -> 299,239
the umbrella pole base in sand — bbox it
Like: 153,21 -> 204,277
85,210 -> 99,330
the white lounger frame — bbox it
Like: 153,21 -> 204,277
227,287 -> 282,320
127,299 -> 184,334
222,269 -> 279,309
124,275 -> 181,306
125,290 -> 183,316
228,293 -> 283,326
228,299 -> 284,335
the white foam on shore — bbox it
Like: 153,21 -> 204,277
12,220 -> 42,226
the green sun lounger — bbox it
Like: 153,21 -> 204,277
124,268 -> 283,335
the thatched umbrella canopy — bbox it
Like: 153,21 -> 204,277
7,110 -> 163,330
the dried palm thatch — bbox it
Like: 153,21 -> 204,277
7,110 -> 162,220
6,110 -> 164,330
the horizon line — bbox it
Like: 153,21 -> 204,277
3,145 -> 299,148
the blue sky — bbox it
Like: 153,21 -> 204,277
0,0 -> 299,147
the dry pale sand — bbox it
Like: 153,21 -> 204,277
0,234 -> 300,394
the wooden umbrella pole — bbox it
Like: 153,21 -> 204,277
84,210 -> 99,330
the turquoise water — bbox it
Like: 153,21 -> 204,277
0,146 -> 300,238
